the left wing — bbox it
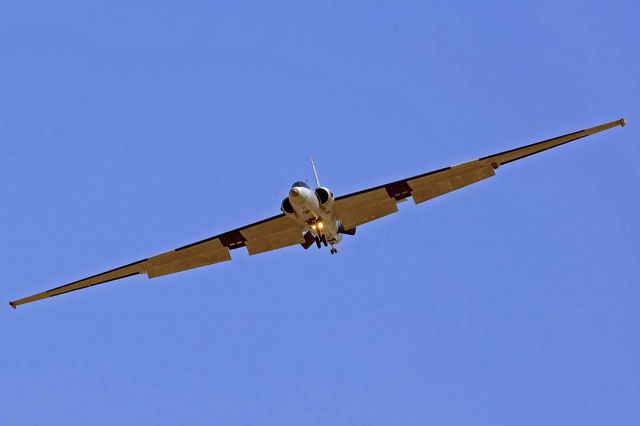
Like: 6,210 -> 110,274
10,214 -> 303,308
334,118 -> 626,230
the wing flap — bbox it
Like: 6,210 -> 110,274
239,215 -> 299,240
336,195 -> 398,229
239,215 -> 304,255
409,163 -> 495,204
147,243 -> 231,278
353,198 -> 399,227
245,227 -> 305,255
334,188 -> 391,212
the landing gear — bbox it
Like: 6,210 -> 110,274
311,228 -> 338,254
315,234 -> 328,249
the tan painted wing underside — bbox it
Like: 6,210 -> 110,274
10,119 -> 625,308
10,214 -> 302,308
334,118 -> 625,229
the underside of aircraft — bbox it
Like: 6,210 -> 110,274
9,118 -> 626,308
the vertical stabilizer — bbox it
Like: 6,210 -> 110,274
310,157 -> 321,188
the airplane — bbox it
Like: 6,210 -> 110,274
9,118 -> 626,308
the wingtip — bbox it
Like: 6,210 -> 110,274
9,301 -> 16,309
620,118 -> 627,127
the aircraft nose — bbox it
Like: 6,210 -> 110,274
290,187 -> 300,197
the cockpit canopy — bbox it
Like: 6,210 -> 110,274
291,181 -> 310,189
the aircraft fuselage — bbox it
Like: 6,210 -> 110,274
287,183 -> 342,247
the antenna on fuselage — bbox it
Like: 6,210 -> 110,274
310,157 -> 321,188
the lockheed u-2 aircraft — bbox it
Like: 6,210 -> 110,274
10,118 -> 626,308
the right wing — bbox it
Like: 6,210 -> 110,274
10,214 -> 304,308
334,118 -> 626,230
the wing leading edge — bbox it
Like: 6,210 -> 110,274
333,118 -> 626,229
10,118 -> 625,308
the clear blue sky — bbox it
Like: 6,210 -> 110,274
1,1 -> 638,424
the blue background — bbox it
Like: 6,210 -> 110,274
1,1 -> 638,424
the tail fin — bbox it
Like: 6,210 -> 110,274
310,157 -> 321,188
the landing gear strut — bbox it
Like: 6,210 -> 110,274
315,234 -> 329,249
313,229 -> 337,254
